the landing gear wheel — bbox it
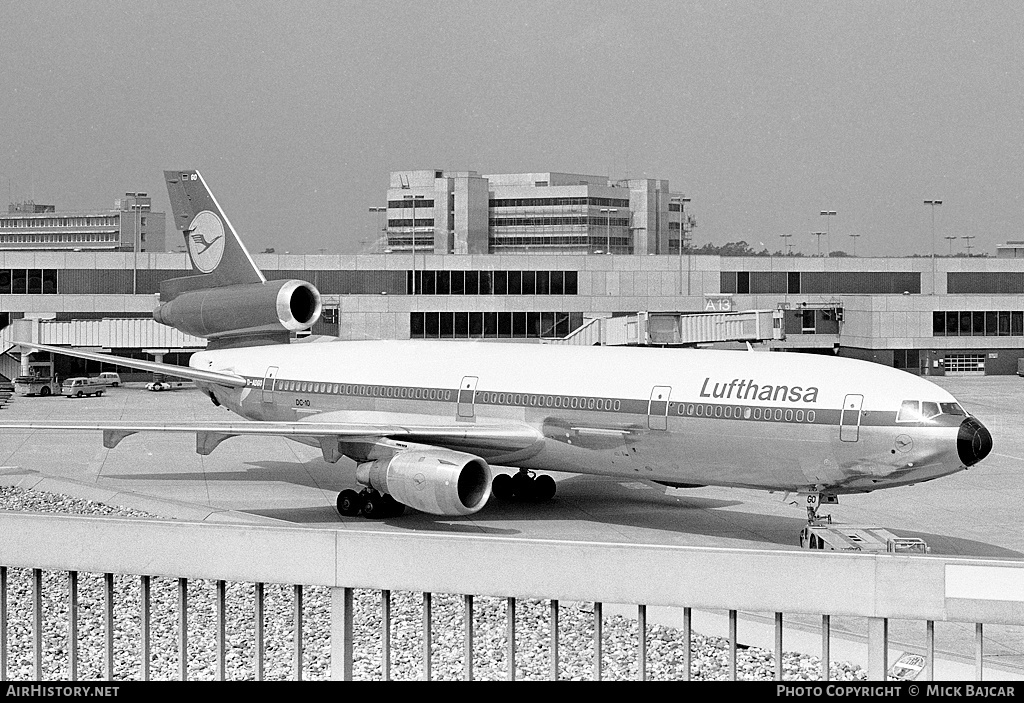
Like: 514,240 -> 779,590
336,489 -> 362,517
535,474 -> 556,501
361,493 -> 385,518
492,473 -> 513,501
511,470 -> 534,499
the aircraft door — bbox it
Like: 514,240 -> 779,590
262,366 -> 279,403
840,393 -> 864,442
457,376 -> 479,419
648,386 -> 671,430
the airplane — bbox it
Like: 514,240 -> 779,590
4,170 -> 993,528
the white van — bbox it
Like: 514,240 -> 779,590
62,377 -> 106,398
98,372 -> 122,387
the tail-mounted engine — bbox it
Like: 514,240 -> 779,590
154,279 -> 321,341
356,449 -> 493,516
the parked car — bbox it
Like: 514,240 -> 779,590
98,372 -> 122,387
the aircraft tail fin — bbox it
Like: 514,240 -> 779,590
155,170 -> 321,348
163,170 -> 266,296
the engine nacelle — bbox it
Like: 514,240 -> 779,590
355,449 -> 493,516
154,279 -> 321,339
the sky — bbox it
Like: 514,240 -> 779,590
1,0 -> 1021,257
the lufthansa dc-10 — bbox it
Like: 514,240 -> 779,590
7,170 -> 993,526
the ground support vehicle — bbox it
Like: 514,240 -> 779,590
61,377 -> 106,398
13,361 -> 61,397
800,520 -> 929,554
145,380 -> 194,391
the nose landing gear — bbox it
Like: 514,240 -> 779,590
491,469 -> 557,502
804,491 -> 839,524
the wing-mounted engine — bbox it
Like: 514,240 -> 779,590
154,279 -> 321,345
355,449 -> 493,516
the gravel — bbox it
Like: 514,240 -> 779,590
0,485 -> 867,681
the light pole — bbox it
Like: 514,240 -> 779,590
404,194 -> 424,293
780,233 -> 793,255
126,192 -> 140,294
848,233 -> 860,257
812,232 -> 826,256
944,235 -> 957,255
925,200 -> 942,294
962,235 -> 975,256
368,206 -> 386,253
819,211 -> 836,256
670,196 -> 691,294
600,208 -> 618,255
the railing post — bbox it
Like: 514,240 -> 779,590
867,617 -> 888,681
976,623 -> 984,681
382,590 -> 391,681
549,599 -> 559,681
330,586 -> 353,681
682,607 -> 692,682
255,582 -> 265,681
774,612 -> 783,681
729,609 -> 738,681
638,604 -> 646,681
821,614 -> 830,681
422,592 -> 432,681
925,620 -> 935,681
507,597 -> 516,681
33,568 -> 42,680
463,594 -> 474,681
140,575 -> 150,682
104,573 -> 114,680
69,571 -> 78,681
178,577 -> 187,682
0,566 -> 6,682
293,584 -> 303,681
216,580 -> 226,681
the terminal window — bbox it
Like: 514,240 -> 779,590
408,270 -> 577,296
410,311 -> 583,339
933,310 -> 1023,337
0,269 -> 58,294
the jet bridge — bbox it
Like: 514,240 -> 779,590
544,309 -> 783,347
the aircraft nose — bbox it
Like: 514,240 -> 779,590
958,417 -> 993,467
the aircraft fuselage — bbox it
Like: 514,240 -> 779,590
192,340 -> 989,495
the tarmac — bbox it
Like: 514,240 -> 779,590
1,374 -> 1022,680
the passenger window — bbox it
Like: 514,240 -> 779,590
897,400 -> 920,422
921,402 -> 941,419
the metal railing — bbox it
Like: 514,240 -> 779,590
1,512 -> 1023,681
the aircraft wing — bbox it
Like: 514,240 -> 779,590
15,342 -> 246,388
0,419 -> 544,460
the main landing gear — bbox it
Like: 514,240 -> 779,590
491,469 -> 557,502
336,488 -> 406,519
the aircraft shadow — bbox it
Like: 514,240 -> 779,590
102,461 -> 1024,556
105,459 -> 346,491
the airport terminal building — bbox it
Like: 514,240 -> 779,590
2,245 -> 1024,380
381,169 -> 690,256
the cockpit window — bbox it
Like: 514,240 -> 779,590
897,400 -> 920,421
898,400 -> 966,422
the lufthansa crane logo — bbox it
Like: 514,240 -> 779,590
185,211 -> 225,273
